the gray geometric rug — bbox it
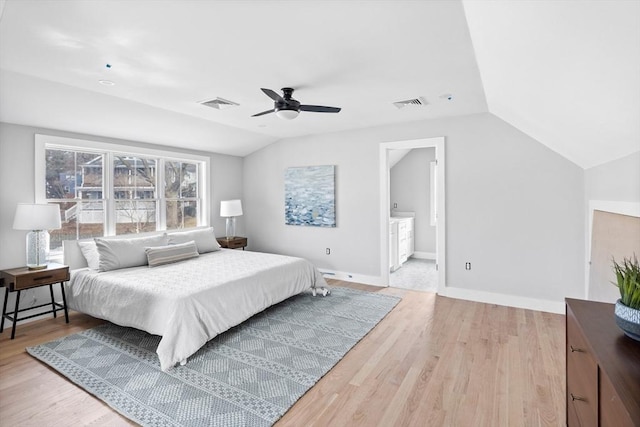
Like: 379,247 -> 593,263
27,287 -> 400,427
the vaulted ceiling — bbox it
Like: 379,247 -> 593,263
0,0 -> 638,168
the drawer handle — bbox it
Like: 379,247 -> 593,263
569,345 -> 584,353
34,275 -> 54,281
570,393 -> 586,402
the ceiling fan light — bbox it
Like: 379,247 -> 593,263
275,109 -> 299,120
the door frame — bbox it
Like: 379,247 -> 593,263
379,137 -> 446,292
586,200 -> 640,299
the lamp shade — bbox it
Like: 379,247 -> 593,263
220,199 -> 243,217
13,203 -> 62,230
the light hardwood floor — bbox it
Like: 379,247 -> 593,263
0,280 -> 566,426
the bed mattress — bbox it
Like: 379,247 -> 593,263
65,249 -> 326,371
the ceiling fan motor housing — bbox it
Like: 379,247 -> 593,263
277,88 -> 300,112
276,98 -> 300,112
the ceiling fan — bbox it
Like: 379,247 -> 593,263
252,87 -> 341,120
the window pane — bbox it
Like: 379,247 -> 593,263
116,200 -> 157,234
114,156 -> 156,200
165,161 -> 180,198
166,200 -> 198,230
181,163 -> 197,198
165,161 -> 197,198
50,201 -> 105,251
46,149 -> 103,199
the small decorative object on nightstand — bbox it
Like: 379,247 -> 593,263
217,236 -> 247,250
0,263 -> 70,339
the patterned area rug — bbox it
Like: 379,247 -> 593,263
27,287 -> 400,427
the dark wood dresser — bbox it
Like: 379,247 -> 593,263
566,298 -> 640,426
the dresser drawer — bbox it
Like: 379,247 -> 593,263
11,268 -> 69,290
566,312 -> 598,427
567,398 -> 581,427
599,371 -> 635,427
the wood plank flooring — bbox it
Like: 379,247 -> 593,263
0,280 -> 566,426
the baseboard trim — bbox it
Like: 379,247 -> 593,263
319,270 -> 385,287
317,271 -> 565,313
412,251 -> 436,260
439,286 -> 565,314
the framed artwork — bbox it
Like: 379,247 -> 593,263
285,165 -> 336,227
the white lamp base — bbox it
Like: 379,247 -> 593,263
225,217 -> 236,240
26,230 -> 50,270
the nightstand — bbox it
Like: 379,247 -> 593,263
0,263 -> 70,339
217,237 -> 247,250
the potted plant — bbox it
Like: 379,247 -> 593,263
613,255 -> 640,341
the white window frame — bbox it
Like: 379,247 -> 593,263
35,134 -> 210,236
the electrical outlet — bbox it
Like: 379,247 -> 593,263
393,203 -> 397,208
326,248 -> 331,255
465,262 -> 471,270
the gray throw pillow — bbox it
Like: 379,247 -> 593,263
145,240 -> 199,267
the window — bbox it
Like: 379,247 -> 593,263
165,160 -> 199,230
113,155 -> 158,234
44,148 -> 106,250
36,135 -> 210,255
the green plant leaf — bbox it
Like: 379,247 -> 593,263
612,254 -> 640,310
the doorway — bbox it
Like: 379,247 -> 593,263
379,137 -> 445,293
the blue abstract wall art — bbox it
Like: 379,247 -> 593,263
285,165 -> 336,227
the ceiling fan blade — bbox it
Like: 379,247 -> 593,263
299,105 -> 341,113
251,109 -> 275,117
261,88 -> 284,102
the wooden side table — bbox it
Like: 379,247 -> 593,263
0,263 -> 70,339
217,237 -> 247,250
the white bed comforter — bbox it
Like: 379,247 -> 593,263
65,249 -> 326,371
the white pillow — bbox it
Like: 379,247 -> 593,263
145,240 -> 199,267
78,240 -> 100,270
166,227 -> 220,254
95,234 -> 169,272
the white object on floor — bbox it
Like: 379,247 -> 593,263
312,287 -> 331,297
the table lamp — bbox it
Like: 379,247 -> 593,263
220,199 -> 243,240
13,203 -> 62,270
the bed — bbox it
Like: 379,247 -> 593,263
62,229 -> 328,371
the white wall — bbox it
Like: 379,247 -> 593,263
390,147 -> 436,254
0,122 -> 244,315
244,113 -> 585,308
585,151 -> 640,203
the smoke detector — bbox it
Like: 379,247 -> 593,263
393,96 -> 428,109
199,97 -> 239,110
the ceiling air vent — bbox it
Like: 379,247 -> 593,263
393,96 -> 428,109
199,97 -> 239,110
